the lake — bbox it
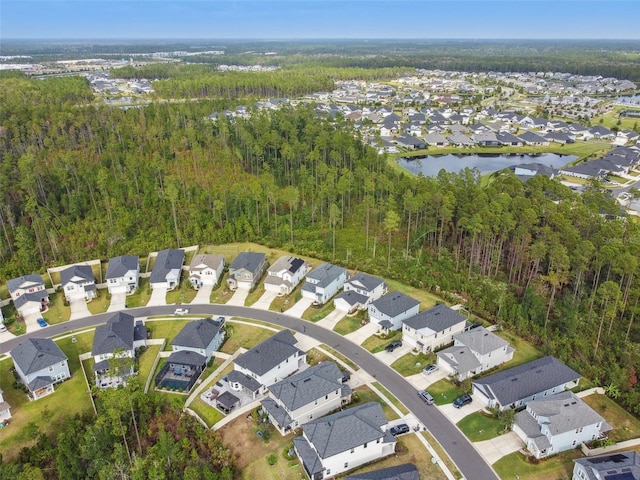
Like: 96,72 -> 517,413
396,153 -> 577,177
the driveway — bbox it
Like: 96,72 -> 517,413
316,308 -> 347,329
192,284 -> 214,304
344,321 -> 379,345
437,392 -> 484,424
24,311 -> 44,334
475,431 -> 524,465
374,342 -> 414,365
283,297 -> 313,317
406,368 -> 448,390
0,329 -> 17,343
251,290 -> 278,310
107,292 -> 127,312
147,286 -> 168,306
226,287 -> 249,306
69,296 -> 91,320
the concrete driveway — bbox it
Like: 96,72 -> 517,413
192,284 -> 214,304
475,431 -> 524,465
69,296 -> 91,320
437,392 -> 484,424
0,329 -> 17,343
107,292 -> 127,312
344,321 -> 380,345
147,286 -> 168,306
316,308 -> 347,329
252,290 -> 278,310
284,297 -> 313,317
374,342 -> 414,364
24,311 -> 44,333
226,287 -> 249,306
406,368 -> 448,390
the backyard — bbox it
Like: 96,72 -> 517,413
220,320 -> 280,354
493,449 -> 583,480
582,393 -> 640,443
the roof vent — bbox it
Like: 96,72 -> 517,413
511,378 -> 518,382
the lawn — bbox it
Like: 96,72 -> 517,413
221,320 -> 280,354
306,347 -> 334,366
493,449 -> 583,480
456,411 -> 504,442
582,393 -> 640,443
333,315 -> 363,335
42,291 -> 71,325
166,279 -> 198,305
210,273 -> 233,304
189,397 -> 226,428
351,385 -> 400,421
301,300 -> 335,322
427,378 -> 468,406
87,289 -> 111,315
137,345 -> 162,384
0,332 -> 94,460
244,283 -> 266,307
421,431 -> 463,480
361,330 -> 402,354
126,278 -> 151,308
385,279 -> 440,310
1,304 -> 23,335
391,352 -> 437,377
270,286 -> 302,313
145,319 -> 191,349
494,329 -> 543,369
316,344 -> 359,371
372,381 -> 409,416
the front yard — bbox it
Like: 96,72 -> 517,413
361,329 -> 402,354
456,411 -> 504,442
166,279 -> 198,305
221,320 -> 280,354
333,314 -> 363,335
41,291 -> 71,325
391,351 -> 437,376
427,378 -> 468,406
301,300 -> 335,322
126,278 -> 152,308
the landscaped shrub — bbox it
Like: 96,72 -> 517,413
266,453 -> 277,466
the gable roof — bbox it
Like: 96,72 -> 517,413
10,338 -> 67,375
92,312 -> 135,356
166,350 -> 206,367
473,356 -> 580,406
345,463 -> 420,480
454,326 -> 510,355
437,345 -> 481,374
234,330 -> 302,376
60,265 -> 95,286
106,255 -> 139,279
303,263 -> 347,288
150,249 -> 185,283
268,362 -> 345,411
229,252 -> 266,275
268,255 -> 306,275
7,274 -> 44,293
518,131 -> 548,143
371,292 -> 419,318
171,318 -> 223,349
347,272 -> 385,292
403,304 -> 466,332
189,254 -> 224,272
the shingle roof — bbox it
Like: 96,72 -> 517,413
171,318 -> 222,349
268,362 -> 343,411
301,402 -> 390,458
106,255 -> 139,279
519,131 -> 548,143
269,255 -> 306,275
473,356 -> 580,406
293,436 -> 323,475
166,350 -> 206,367
7,274 -> 44,293
261,398 -> 293,429
189,254 -> 224,272
454,327 -> 510,355
227,370 -> 261,392
303,263 -> 347,288
371,292 -> 419,318
345,463 -> 420,480
91,312 -> 135,356
403,304 -> 465,332
234,330 -> 302,376
150,249 -> 185,284
335,290 -> 369,308
347,273 -> 385,292
437,345 -> 481,374
60,265 -> 94,286
10,338 -> 68,375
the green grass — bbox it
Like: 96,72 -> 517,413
456,411 -> 504,442
391,352 -> 437,377
582,394 -> 640,443
166,279 -> 198,305
189,397 -> 226,427
210,273 -> 234,304
361,330 -> 402,354
301,300 -> 336,322
42,291 -> 71,325
87,289 -> 110,314
244,283 -> 266,307
306,347 -> 334,366
137,345 -> 162,384
351,386 -> 399,421
221,321 -> 280,354
427,378 -> 468,406
146,320 -> 191,349
270,285 -> 302,313
316,344 -> 359,371
372,381 -> 410,415
385,279 -> 440,310
493,449 -> 582,480
126,278 -> 151,308
0,283 -> 9,301
421,431 -> 463,480
333,315 -> 363,335
494,329 -> 543,369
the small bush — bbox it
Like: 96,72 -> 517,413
267,453 -> 277,466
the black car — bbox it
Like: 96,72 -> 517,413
389,423 -> 410,436
341,372 -> 351,383
453,394 -> 473,408
385,340 -> 402,352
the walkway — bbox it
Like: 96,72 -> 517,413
344,321 -> 379,345
107,292 -> 126,312
69,297 -> 91,320
316,309 -> 347,329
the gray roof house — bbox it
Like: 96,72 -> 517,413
301,263 -> 348,305
472,356 -> 581,411
334,272 -> 387,313
369,292 -> 420,331
402,304 -> 467,353
232,330 -> 306,394
345,463 -> 419,480
60,264 -> 97,301
10,338 -> 70,400
188,254 -> 225,289
149,248 -> 185,290
171,317 -> 225,361
519,131 -> 550,146
7,274 -> 49,316
573,451 -> 640,480
261,361 -> 352,435
106,255 -> 140,295
513,391 -> 611,459
264,256 -> 309,296
227,252 -> 268,290
293,401 -> 396,480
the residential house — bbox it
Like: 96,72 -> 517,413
293,402 -> 396,480
546,132 -> 574,144
60,264 -> 97,301
368,292 -> 420,331
423,133 -> 449,147
264,256 -> 310,296
301,263 -> 348,305
437,326 -> 514,381
10,338 -> 70,400
513,392 -> 611,459
227,252 -> 268,290
402,304 -> 467,353
91,312 -> 147,388
447,133 -> 475,147
261,361 -> 352,435
155,350 -> 207,393
573,451 -> 640,480
497,131 -> 524,146
171,317 -> 225,361
334,273 -> 387,313
7,274 -> 49,317
473,356 -> 581,411
345,464 -> 419,480
149,248 -> 185,291
0,388 -> 11,422
106,255 -> 140,295
519,131 -> 550,146
231,330 -> 306,395
395,134 -> 426,150
589,125 -> 615,140
473,132 -> 501,147
188,254 -> 225,289
511,163 -> 557,181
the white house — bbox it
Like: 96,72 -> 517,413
573,451 -> 640,480
473,356 -> 581,411
188,254 -> 225,289
10,338 -> 70,400
149,249 -> 185,290
513,392 -> 611,459
301,263 -> 348,306
60,264 -> 97,301
171,317 -> 225,362
264,256 -> 310,296
261,362 -> 351,435
231,330 -> 307,395
334,272 -> 387,313
293,401 -> 396,480
402,304 -> 467,353
0,388 -> 11,422
7,274 -> 49,317
106,255 -> 140,295
368,292 -> 420,331
437,326 -> 514,381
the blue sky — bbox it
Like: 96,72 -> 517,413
1,1 -> 639,40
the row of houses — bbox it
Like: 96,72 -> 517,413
560,146 -> 640,180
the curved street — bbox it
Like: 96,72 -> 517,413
0,303 -> 499,480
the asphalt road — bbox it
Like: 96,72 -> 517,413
0,304 -> 498,480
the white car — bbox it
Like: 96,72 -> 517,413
174,308 -> 189,315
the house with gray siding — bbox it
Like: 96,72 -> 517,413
10,338 -> 70,400
0,388 -> 11,422
402,304 -> 467,353
334,273 -> 387,313
61,264 -> 97,301
106,255 -> 140,295
171,317 -> 225,361
301,263 -> 348,305
368,292 -> 420,331
150,249 -> 185,291
227,252 -> 268,290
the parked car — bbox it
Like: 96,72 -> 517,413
385,340 -> 402,352
341,371 -> 351,383
174,308 -> 189,315
453,394 -> 473,408
389,423 -> 410,436
422,364 -> 439,375
37,317 -> 48,328
418,390 -> 434,405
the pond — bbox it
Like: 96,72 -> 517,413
396,153 -> 577,177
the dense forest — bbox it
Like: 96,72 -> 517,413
0,72 -> 639,418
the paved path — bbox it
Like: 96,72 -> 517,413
192,284 -> 214,304
147,286 -> 167,306
475,431 -> 524,464
344,321 -> 379,345
316,309 -> 346,329
283,297 -> 313,317
251,290 -> 278,310
69,297 -> 91,320
107,292 -> 126,312
226,288 -> 249,306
